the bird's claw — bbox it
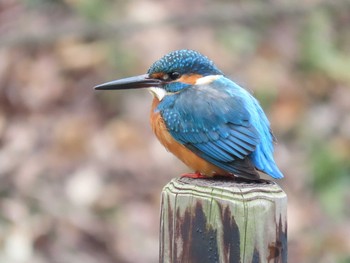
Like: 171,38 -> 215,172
180,172 -> 207,179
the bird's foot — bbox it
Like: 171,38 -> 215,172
180,172 -> 207,179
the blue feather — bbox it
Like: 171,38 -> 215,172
227,135 -> 256,152
214,140 -> 240,160
156,73 -> 283,179
195,142 -> 234,162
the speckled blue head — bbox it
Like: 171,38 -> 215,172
147,50 -> 223,93
148,49 -> 223,77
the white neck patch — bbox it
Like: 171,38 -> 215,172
149,87 -> 167,101
195,75 -> 222,85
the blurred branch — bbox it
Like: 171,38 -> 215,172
1,0 -> 350,48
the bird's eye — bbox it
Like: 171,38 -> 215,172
169,72 -> 181,80
162,72 -> 181,81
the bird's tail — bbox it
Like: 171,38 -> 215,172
252,150 -> 284,179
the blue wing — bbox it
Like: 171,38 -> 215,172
157,76 -> 283,179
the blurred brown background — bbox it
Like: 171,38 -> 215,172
1,0 -> 350,262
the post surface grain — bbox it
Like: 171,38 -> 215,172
159,177 -> 287,263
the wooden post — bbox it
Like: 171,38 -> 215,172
159,177 -> 287,263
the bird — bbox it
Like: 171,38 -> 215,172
95,49 -> 283,180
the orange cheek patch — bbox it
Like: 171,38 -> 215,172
178,74 -> 203,85
150,72 -> 164,79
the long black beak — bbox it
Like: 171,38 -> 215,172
94,74 -> 161,90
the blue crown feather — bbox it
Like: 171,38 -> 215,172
148,50 -> 223,76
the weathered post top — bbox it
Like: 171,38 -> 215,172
160,177 -> 287,263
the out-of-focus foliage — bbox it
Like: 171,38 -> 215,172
0,0 -> 350,262
301,10 -> 350,82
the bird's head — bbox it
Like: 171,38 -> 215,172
95,50 -> 223,100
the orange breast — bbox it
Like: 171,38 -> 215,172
150,97 -> 229,177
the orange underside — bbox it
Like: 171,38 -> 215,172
150,97 -> 230,177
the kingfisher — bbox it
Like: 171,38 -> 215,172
95,50 -> 283,180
